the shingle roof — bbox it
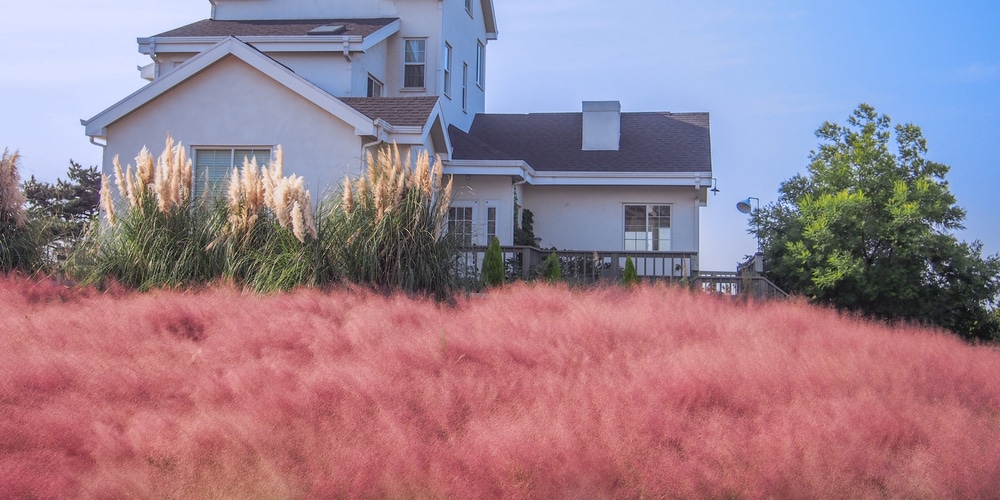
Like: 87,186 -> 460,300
340,97 -> 440,128
154,18 -> 398,38
451,112 -> 712,173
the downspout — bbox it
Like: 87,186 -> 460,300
342,37 -> 352,62
360,120 -> 385,168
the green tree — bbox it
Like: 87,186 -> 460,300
750,104 -> 1000,341
622,256 -> 638,286
540,251 -> 562,282
481,236 -> 504,287
23,160 -> 100,252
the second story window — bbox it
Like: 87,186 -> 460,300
443,43 -> 452,98
404,39 -> 426,89
476,41 -> 485,88
465,0 -> 474,17
462,63 -> 468,112
367,75 -> 383,97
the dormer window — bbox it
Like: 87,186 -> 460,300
403,39 -> 426,89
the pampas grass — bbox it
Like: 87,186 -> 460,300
1,148 -> 46,273
325,144 -> 457,297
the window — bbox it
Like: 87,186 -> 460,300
465,0 -> 473,16
624,204 -> 671,251
193,148 -> 271,199
367,74 -> 383,97
443,43 -> 452,98
462,63 -> 469,112
448,205 -> 474,246
403,39 -> 426,88
485,204 -> 497,244
476,41 -> 485,88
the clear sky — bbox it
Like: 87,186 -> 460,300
2,0 -> 997,271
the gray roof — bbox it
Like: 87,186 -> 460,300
341,97 -> 440,128
154,18 -> 398,38
451,112 -> 712,173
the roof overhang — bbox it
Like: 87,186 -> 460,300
137,19 -> 400,54
527,170 -> 712,187
444,160 -> 533,181
481,0 -> 498,40
82,36 -> 376,140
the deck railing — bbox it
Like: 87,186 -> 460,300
457,246 -> 788,299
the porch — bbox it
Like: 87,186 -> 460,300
457,246 -> 788,299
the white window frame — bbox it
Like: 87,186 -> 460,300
443,43 -> 452,98
484,199 -> 498,245
476,41 -> 485,89
403,38 -> 427,89
462,62 -> 469,112
448,201 -> 477,246
367,74 -> 384,97
623,204 -> 671,251
465,0 -> 474,17
192,147 -> 272,199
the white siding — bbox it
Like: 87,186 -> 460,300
522,185 -> 701,253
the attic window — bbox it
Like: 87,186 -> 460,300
309,25 -> 345,35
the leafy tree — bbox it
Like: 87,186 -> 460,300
23,160 -> 100,249
481,236 -> 505,287
750,104 -> 1000,341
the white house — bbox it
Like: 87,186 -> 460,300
83,0 -> 713,274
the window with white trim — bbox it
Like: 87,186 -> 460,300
461,63 -> 469,112
465,0 -> 473,17
443,43 -> 452,98
624,204 -> 671,251
476,41 -> 485,88
485,200 -> 498,244
403,39 -> 426,89
367,74 -> 383,97
448,204 -> 475,246
193,148 -> 271,199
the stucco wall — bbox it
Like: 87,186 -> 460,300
522,185 -> 702,253
102,55 -> 364,200
450,175 -> 514,246
270,53 -> 353,96
439,0 -> 488,131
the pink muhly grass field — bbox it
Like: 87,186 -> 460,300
2,276 -> 999,498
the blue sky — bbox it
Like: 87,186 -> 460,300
2,0 -> 997,270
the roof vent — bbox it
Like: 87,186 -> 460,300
309,25 -> 346,35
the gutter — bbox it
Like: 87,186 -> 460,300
360,119 -> 388,168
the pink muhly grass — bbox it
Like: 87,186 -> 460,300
1,277 -> 999,497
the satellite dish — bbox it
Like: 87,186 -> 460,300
736,198 -> 753,214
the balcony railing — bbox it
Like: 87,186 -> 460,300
457,245 -> 788,299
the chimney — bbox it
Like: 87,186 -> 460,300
582,100 -> 621,151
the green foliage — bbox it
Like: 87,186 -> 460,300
750,104 -> 1000,341
540,251 -> 562,282
514,207 -> 536,246
481,236 -> 504,287
0,149 -> 46,274
326,145 -> 458,298
622,256 -> 638,286
76,195 -> 219,289
23,160 -> 100,251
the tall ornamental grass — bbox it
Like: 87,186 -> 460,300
2,277 -> 999,497
80,137 -> 218,289
210,146 -> 325,292
0,148 -> 46,273
326,144 -> 457,297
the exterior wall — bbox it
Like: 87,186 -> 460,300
213,0 -> 403,20
383,0 -> 441,101
351,42 -> 389,97
270,53 -> 353,96
450,175 -> 515,246
522,185 -> 702,253
102,55 -> 363,199
439,0 -> 488,131
155,53 -> 199,78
